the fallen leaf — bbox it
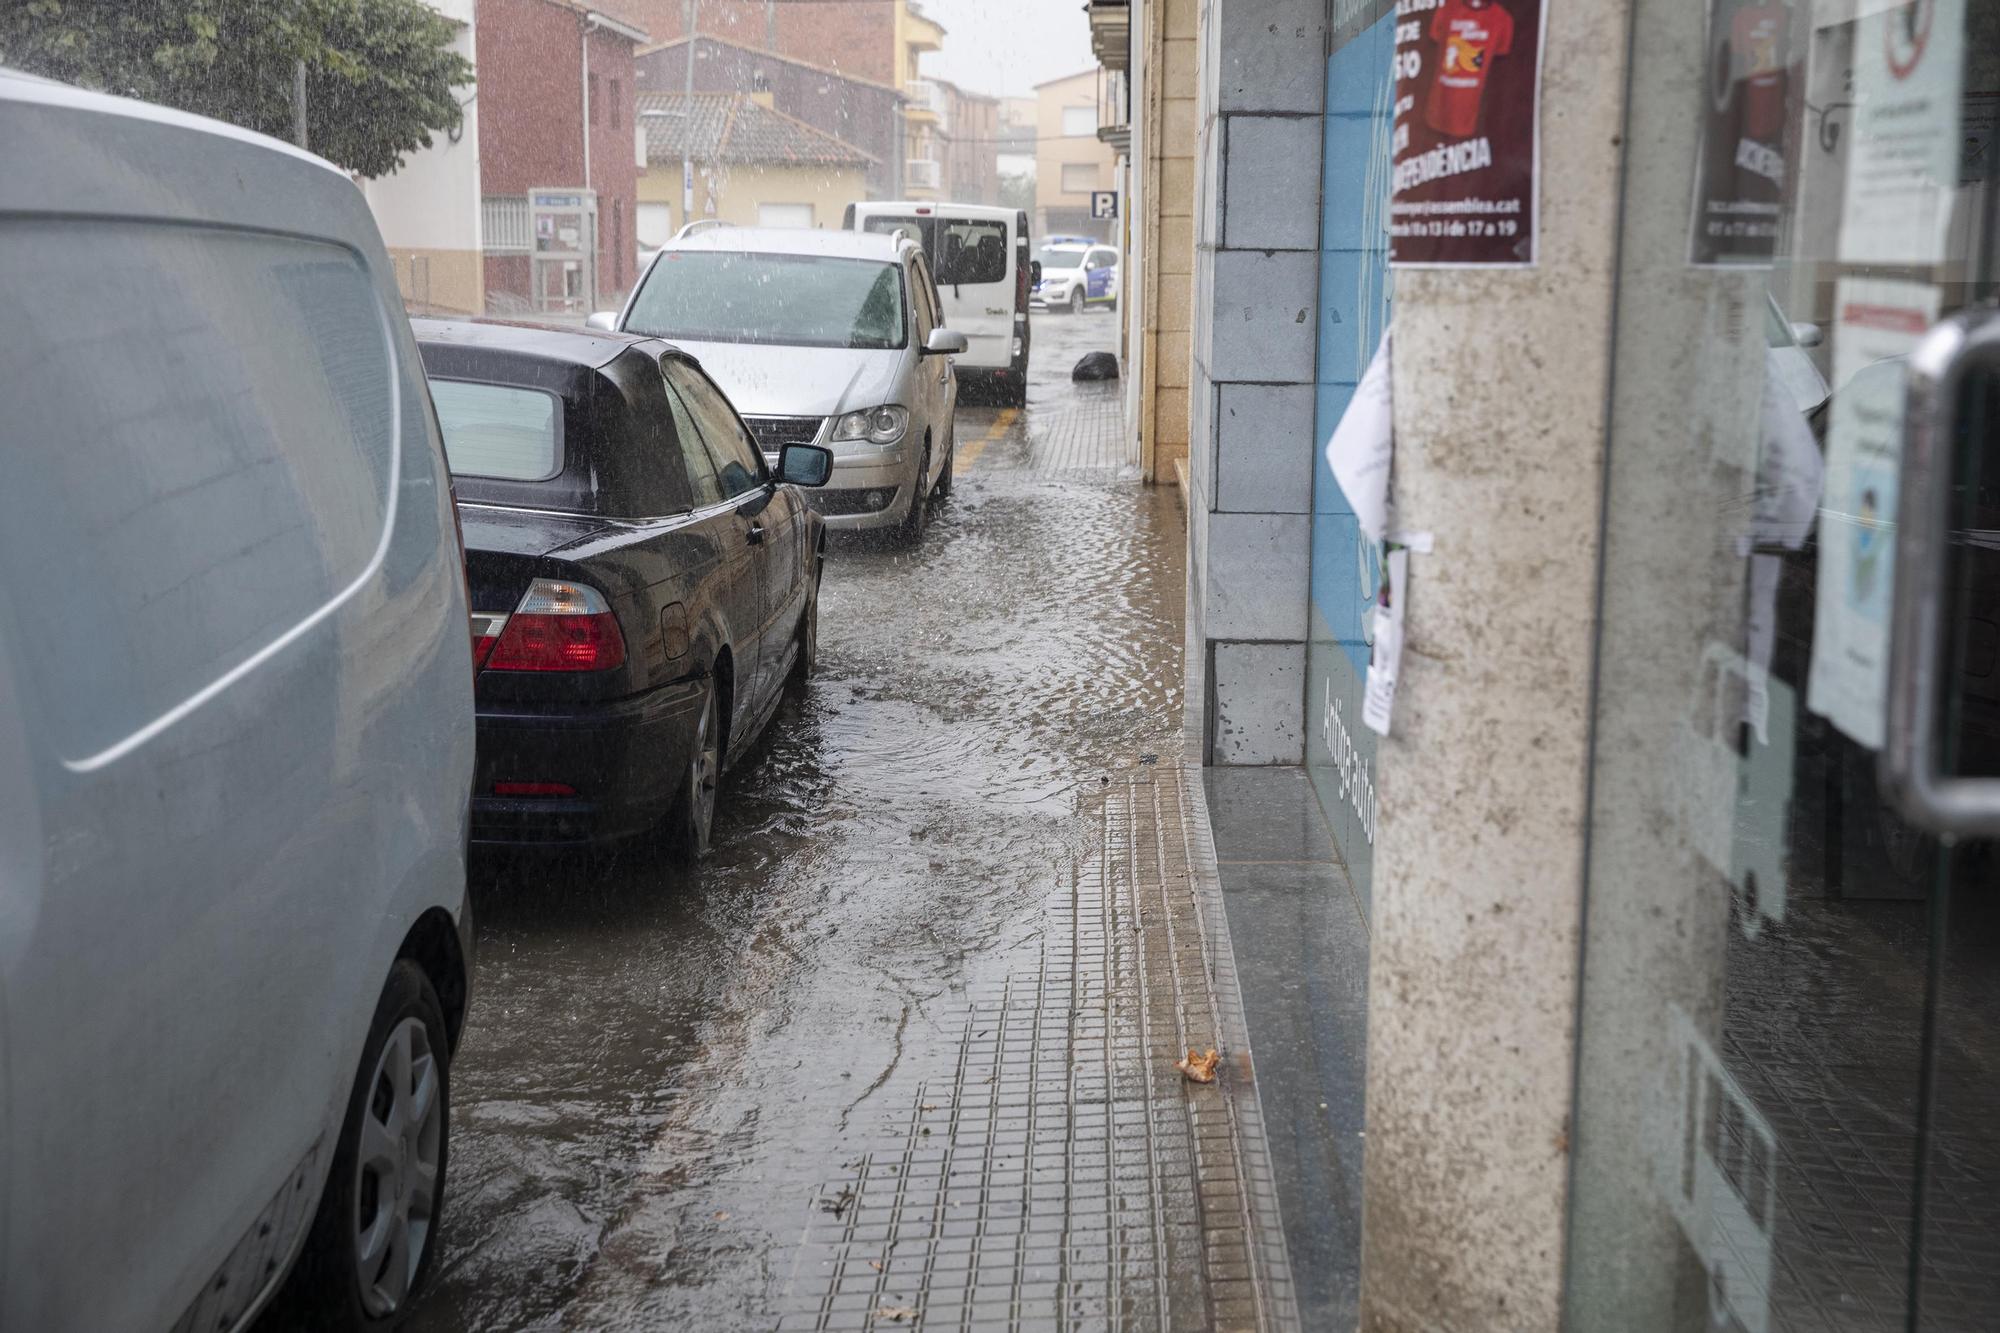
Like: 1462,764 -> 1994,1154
1175,1047 -> 1220,1084
713,1211 -> 730,1221
920,1103 -> 938,1112
868,1259 -> 885,1272
876,1306 -> 920,1323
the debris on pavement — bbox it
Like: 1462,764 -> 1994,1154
1175,1047 -> 1220,1083
876,1306 -> 920,1323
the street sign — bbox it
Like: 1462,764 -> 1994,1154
1090,190 -> 1118,220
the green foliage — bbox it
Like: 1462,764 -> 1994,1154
0,0 -> 474,178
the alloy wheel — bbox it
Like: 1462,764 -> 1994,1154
1069,288 -> 1084,316
690,687 -> 719,850
352,1016 -> 442,1317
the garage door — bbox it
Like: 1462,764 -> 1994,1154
756,203 -> 814,229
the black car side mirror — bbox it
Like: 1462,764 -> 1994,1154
775,443 -> 833,488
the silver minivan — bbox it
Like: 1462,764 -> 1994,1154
598,228 -> 967,544
0,72 -> 476,1331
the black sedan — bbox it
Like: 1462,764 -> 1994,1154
413,318 -> 832,853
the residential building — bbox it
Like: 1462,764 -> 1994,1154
606,0 -> 897,84
1101,0 -> 2000,1328
1033,68 -> 1118,242
1089,0 -> 1190,486
360,0 -> 484,314
633,35 -> 902,199
634,91 -> 872,233
474,0 -> 647,313
933,78 -> 998,206
895,3 -> 946,199
608,0 -> 951,203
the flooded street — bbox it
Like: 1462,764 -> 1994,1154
398,313 -> 1228,1330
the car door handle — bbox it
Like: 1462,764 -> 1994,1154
746,522 -> 765,546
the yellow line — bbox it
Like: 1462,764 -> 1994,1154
953,407 -> 1017,475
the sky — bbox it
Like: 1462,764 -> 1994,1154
915,0 -> 1097,101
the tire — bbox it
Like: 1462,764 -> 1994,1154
933,420 -> 956,499
1005,378 -> 1027,408
1068,288 -> 1084,316
896,439 -> 932,546
665,678 -> 721,859
278,960 -> 450,1332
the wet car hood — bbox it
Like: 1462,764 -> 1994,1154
668,340 -> 905,418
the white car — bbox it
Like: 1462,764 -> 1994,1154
596,228 -> 968,543
0,71 -> 476,1332
1032,240 -> 1120,315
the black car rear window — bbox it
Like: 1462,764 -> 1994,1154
430,380 -> 563,482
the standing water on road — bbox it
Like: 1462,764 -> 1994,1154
396,314 -> 1238,1330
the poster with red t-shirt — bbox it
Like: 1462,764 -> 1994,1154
1688,0 -> 1793,265
1391,0 -> 1544,266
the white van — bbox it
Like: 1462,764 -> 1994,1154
846,201 -> 1032,406
0,72 -> 476,1331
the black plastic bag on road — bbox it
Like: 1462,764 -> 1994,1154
1071,352 -> 1119,381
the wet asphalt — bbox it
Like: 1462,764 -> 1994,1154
400,312 -> 1188,1331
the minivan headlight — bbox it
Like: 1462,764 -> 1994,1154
831,405 -> 909,445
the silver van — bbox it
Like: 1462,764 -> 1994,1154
0,72 -> 476,1331
846,202 -> 1032,406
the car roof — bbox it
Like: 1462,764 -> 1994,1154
859,201 -> 1017,222
666,226 -> 908,261
410,317 -> 672,370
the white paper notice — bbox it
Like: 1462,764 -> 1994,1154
1325,333 -> 1394,543
1839,0 -> 1965,264
1362,545 -> 1409,736
1806,277 -> 1939,750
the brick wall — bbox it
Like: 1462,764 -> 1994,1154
475,0 -> 639,306
610,0 -> 897,84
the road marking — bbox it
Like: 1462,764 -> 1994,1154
953,407 -> 1017,475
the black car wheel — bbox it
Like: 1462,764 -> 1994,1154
1005,377 -> 1027,408
666,681 -> 720,859
276,960 -> 449,1332
896,440 -> 932,546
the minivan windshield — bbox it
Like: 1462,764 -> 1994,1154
624,251 -> 907,350
1037,246 -> 1086,271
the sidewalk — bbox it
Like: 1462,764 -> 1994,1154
777,765 -> 1299,1331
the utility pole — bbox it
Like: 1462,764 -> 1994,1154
292,59 -> 308,149
682,0 -> 696,227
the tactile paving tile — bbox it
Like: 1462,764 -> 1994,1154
777,768 -> 1298,1332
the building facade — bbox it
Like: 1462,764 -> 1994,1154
474,0 -> 646,312
360,0 -> 484,315
1034,68 -> 1120,242
634,35 -> 902,200
934,78 -> 999,206
608,0 -> 898,83
1105,0 -> 2000,1327
634,90 -> 872,233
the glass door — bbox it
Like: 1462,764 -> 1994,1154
1566,0 -> 2000,1328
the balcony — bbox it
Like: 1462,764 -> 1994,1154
1087,0 -> 1130,71
903,79 -> 947,131
1095,68 -> 1130,155
905,158 -> 942,190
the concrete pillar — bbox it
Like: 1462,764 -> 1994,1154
1355,0 -> 1635,1326
1185,0 -> 1329,767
